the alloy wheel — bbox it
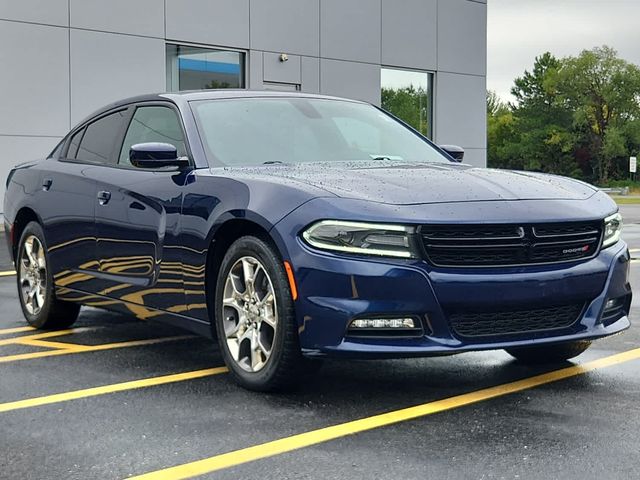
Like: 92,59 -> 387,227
222,256 -> 278,372
19,235 -> 47,315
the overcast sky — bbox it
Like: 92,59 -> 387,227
488,0 -> 640,102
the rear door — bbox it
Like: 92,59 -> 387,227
88,103 -> 191,315
39,110 -> 128,295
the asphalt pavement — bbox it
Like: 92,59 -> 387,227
0,208 -> 639,480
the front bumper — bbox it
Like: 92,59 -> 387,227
288,238 -> 631,358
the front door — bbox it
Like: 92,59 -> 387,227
89,104 -> 191,317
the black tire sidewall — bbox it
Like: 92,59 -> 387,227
214,236 -> 297,390
16,222 -> 57,328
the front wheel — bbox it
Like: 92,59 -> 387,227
16,221 -> 80,329
214,235 -> 318,391
505,340 -> 592,364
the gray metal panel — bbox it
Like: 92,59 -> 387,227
0,21 -> 69,136
70,30 -> 166,125
250,0 -> 319,57
437,0 -> 487,76
0,0 -> 68,26
263,53 -> 301,84
320,59 -> 380,105
166,0 -> 249,48
434,71 -> 486,155
0,135 -> 61,203
70,0 -> 164,38
320,0 -> 381,64
381,0 -> 437,70
301,57 -> 320,93
248,50 -> 264,89
458,147 -> 485,168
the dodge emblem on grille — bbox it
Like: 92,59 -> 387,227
562,245 -> 590,254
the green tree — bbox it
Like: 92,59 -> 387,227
381,86 -> 431,137
488,53 -> 580,177
555,46 -> 640,183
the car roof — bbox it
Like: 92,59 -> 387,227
81,89 -> 366,126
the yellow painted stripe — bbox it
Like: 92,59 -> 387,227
130,348 -> 640,480
629,248 -> 640,253
0,270 -> 16,277
0,326 -> 34,335
0,328 -> 87,347
16,338 -> 90,350
0,335 -> 193,363
0,367 -> 227,414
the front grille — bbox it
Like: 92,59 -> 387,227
420,221 -> 602,267
449,303 -> 584,338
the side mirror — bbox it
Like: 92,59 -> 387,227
129,142 -> 190,168
440,145 -> 465,162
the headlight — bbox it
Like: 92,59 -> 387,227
302,220 -> 417,258
602,212 -> 623,248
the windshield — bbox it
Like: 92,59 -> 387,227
190,97 -> 449,167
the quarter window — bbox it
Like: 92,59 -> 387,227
118,106 -> 187,166
66,128 -> 84,159
76,111 -> 127,164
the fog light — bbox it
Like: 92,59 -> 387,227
350,318 -> 416,329
605,298 -> 621,310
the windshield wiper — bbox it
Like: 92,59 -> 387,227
370,155 -> 404,161
262,160 -> 286,165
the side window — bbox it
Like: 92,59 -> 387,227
66,128 -> 85,159
118,106 -> 187,166
76,110 -> 127,164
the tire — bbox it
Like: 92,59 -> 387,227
505,340 -> 592,364
214,235 -> 317,391
16,221 -> 80,329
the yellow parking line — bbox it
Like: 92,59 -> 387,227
0,328 -> 87,347
0,335 -> 194,363
0,367 -> 228,413
0,270 -> 16,277
16,338 -> 91,350
0,326 -> 34,335
130,347 -> 640,480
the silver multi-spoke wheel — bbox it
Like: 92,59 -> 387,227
222,256 -> 278,372
19,235 -> 47,315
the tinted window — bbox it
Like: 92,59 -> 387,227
76,110 -> 127,164
66,128 -> 84,159
118,106 -> 186,165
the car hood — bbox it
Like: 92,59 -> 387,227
229,162 -> 598,205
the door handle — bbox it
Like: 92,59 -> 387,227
97,190 -> 111,205
42,178 -> 52,191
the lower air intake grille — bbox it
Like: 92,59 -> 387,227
448,303 -> 584,338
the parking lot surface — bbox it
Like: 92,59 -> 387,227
1,212 -> 639,480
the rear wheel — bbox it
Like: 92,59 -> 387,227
214,235 -> 317,391
505,340 -> 592,364
16,222 -> 80,329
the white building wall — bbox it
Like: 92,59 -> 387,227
0,0 -> 487,209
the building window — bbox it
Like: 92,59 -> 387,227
381,68 -> 433,139
166,44 -> 245,91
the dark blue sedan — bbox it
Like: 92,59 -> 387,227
4,90 -> 631,391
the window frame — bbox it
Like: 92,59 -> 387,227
380,66 -> 435,140
58,101 -> 194,171
166,42 -> 247,92
114,101 -> 194,170
60,107 -> 131,166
